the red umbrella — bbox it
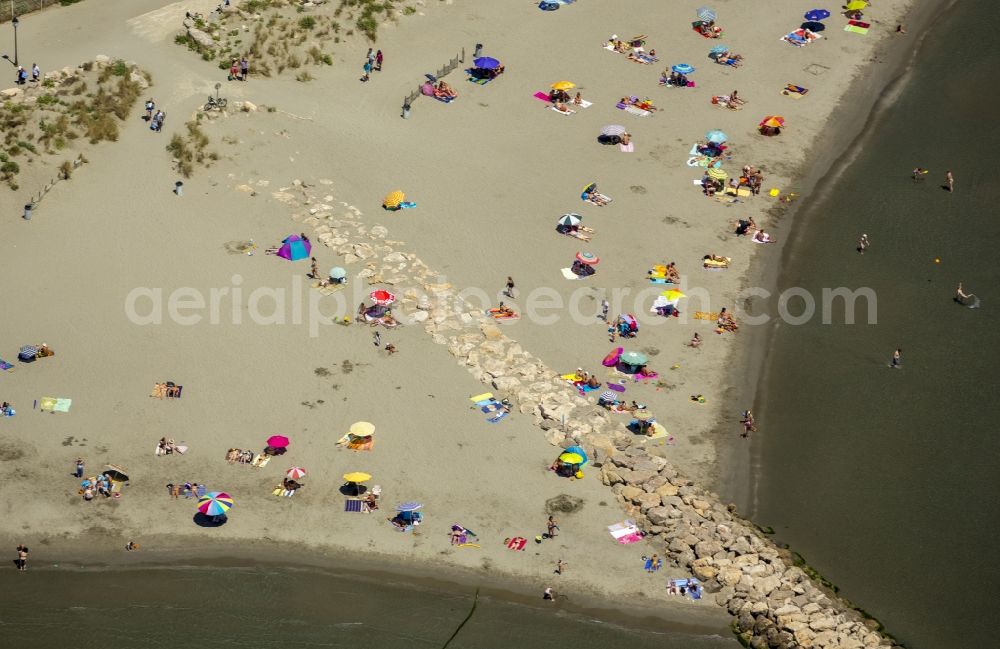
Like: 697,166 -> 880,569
267,435 -> 290,448
370,289 -> 396,305
576,251 -> 600,265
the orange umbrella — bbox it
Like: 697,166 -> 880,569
760,116 -> 785,128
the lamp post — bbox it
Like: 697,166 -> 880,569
11,16 -> 18,67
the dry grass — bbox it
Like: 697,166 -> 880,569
166,119 -> 218,178
0,59 -> 148,190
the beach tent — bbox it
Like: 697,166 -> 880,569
277,235 -> 310,261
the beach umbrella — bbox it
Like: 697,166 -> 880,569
599,390 -> 618,402
383,190 -> 405,209
277,235 -> 310,261
197,492 -> 234,517
804,9 -> 831,21
620,350 -> 647,366
564,445 -> 589,466
551,80 -> 575,90
696,6 -> 716,22
343,472 -> 372,484
370,289 -> 396,305
473,56 -> 500,70
662,289 -> 687,302
267,435 -> 290,448
396,501 -> 423,512
706,129 -> 728,144
349,421 -> 376,437
329,266 -> 346,280
709,45 -> 729,55
286,467 -> 307,480
845,0 -> 867,11
601,124 -> 627,137
671,63 -> 694,74
633,410 -> 653,421
575,251 -> 600,265
760,116 -> 786,128
19,344 -> 37,358
558,452 -> 584,465
802,20 -> 826,32
558,213 -> 583,227
706,167 -> 728,181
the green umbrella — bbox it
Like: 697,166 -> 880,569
620,351 -> 648,366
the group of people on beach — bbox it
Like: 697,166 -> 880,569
143,99 -> 166,132
361,47 -> 383,82
13,63 -> 41,85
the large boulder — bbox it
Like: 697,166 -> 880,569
187,28 -> 217,51
646,506 -> 672,526
0,87 -> 23,99
694,539 -> 724,558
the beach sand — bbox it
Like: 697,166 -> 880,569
0,0 -> 914,635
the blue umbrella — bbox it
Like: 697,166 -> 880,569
473,56 -> 499,70
397,502 -> 423,512
696,6 -> 716,22
706,130 -> 728,144
709,45 -> 729,55
565,445 -> 589,466
804,9 -> 831,21
672,63 -> 695,75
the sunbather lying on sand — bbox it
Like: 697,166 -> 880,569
552,102 -> 576,114
714,52 -> 744,67
752,229 -> 775,243
434,81 -> 457,98
717,307 -> 739,332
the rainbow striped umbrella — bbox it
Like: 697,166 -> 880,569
197,492 -> 234,517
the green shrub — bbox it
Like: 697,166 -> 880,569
111,59 -> 129,77
298,16 -> 317,30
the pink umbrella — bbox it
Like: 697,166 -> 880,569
286,467 -> 306,480
576,251 -> 600,265
370,289 -> 396,305
267,435 -> 290,448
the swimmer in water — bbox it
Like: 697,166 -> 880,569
955,282 -> 976,305
911,167 -> 928,181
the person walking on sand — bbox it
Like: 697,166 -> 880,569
309,257 -> 319,279
857,233 -> 870,254
375,49 -> 384,71
31,63 -> 40,83
144,99 -> 155,122
240,57 -> 249,82
373,331 -> 381,347
555,559 -> 565,574
15,544 -> 28,571
945,170 -> 954,192
361,59 -> 372,82
890,348 -> 902,369
503,276 -> 515,298
75,458 -> 85,479
546,515 -> 559,538
601,299 -> 610,322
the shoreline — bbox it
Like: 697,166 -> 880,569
6,533 -> 732,638
720,0 -> 950,515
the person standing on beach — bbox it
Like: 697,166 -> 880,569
240,57 -> 249,82
890,348 -> 902,369
601,299 -> 610,322
375,50 -> 384,72
144,99 -> 155,122
503,276 -> 515,298
15,544 -> 28,571
75,458 -> 85,479
857,233 -> 869,254
546,516 -> 559,538
309,257 -> 319,279
373,331 -> 381,347
361,59 -> 372,83
945,170 -> 954,192
31,63 -> 40,83
555,559 -> 565,574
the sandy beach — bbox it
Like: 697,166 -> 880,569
0,0 -> 919,645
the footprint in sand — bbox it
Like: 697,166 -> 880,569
314,367 -> 331,377
630,185 -> 648,194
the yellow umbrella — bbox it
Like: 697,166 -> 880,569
661,289 -> 686,301
342,472 -> 372,483
845,0 -> 867,11
559,452 -> 584,464
383,190 -> 405,208
760,116 -> 786,128
349,421 -> 376,437
707,167 -> 727,181
551,80 -> 575,90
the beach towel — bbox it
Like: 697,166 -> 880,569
470,392 -> 494,403
584,192 -> 612,205
782,28 -> 822,46
0,359 -> 12,372
608,520 -> 643,544
345,499 -> 364,512
782,84 -> 808,98
487,411 -> 509,423
694,311 -> 721,321
533,91 -> 551,102
620,142 -> 635,153
251,454 -> 271,468
623,105 -> 651,117
549,105 -> 575,115
39,397 -> 72,412
845,22 -> 869,35
644,423 -> 674,443
506,536 -> 527,550
575,99 -> 593,108
561,268 -> 583,280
